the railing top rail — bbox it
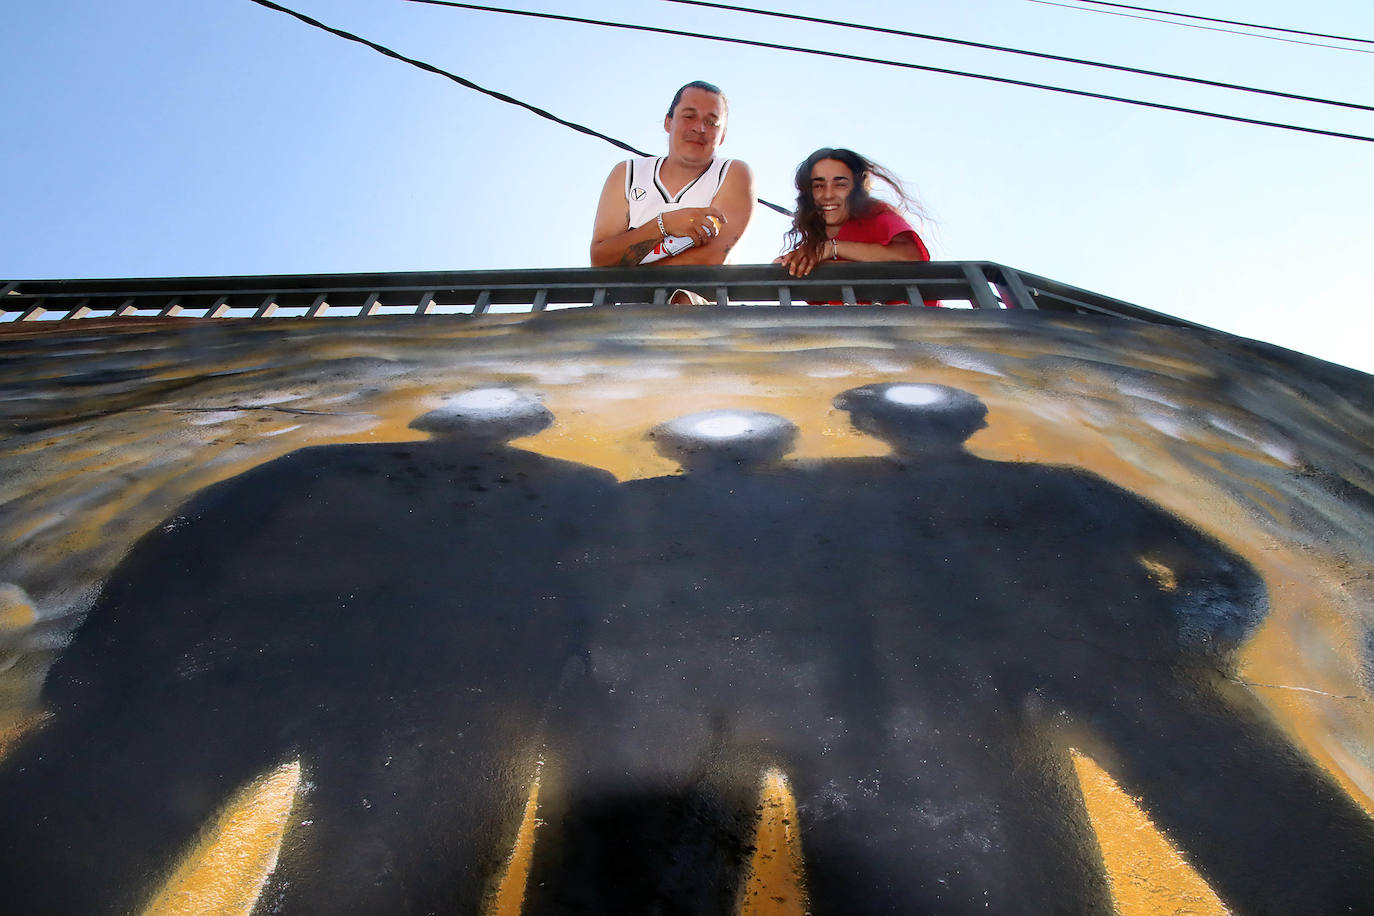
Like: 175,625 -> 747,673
3,262 -> 977,296
0,261 -> 1217,333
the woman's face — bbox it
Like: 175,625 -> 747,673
810,158 -> 855,226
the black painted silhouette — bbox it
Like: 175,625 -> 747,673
0,389 -> 618,915
529,409 -> 828,914
802,382 -> 1374,915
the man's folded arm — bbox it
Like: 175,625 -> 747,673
589,161 -> 757,267
660,162 -> 755,266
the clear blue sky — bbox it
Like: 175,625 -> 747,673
4,0 -> 1372,372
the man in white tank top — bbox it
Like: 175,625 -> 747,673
590,81 -> 756,268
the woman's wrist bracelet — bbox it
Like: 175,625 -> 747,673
657,213 -> 669,238
830,238 -> 840,260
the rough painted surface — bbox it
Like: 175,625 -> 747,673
0,307 -> 1371,914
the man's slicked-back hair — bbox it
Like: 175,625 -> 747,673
667,80 -> 727,119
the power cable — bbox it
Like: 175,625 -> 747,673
1027,0 -> 1374,54
403,0 -> 1374,143
662,0 -> 1373,113
243,0 -> 794,216
1069,0 -> 1374,46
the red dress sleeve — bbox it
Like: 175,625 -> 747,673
831,205 -> 939,306
836,206 -> 930,261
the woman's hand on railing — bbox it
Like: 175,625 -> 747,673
777,243 -> 827,278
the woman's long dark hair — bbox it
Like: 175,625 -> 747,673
784,148 -> 927,255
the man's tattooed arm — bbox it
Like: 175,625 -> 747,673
618,238 -> 660,266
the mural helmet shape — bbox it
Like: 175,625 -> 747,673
834,383 -> 987,453
409,387 -> 553,442
649,409 -> 798,471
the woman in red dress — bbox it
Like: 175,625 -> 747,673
778,147 -> 932,287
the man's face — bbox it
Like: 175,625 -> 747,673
664,88 -> 726,167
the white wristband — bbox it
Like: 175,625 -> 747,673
657,213 -> 668,238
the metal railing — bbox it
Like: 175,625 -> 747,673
0,262 -> 1210,330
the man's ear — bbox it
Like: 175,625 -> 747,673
664,114 -> 672,133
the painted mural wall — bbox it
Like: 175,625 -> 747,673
0,306 -> 1371,915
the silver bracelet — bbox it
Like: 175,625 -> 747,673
657,213 -> 669,238
831,238 -> 840,259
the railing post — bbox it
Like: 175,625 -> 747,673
253,296 -> 277,318
418,292 -> 436,315
210,297 -> 233,318
20,299 -> 47,321
362,293 -> 382,317
591,288 -> 607,308
960,263 -> 1001,310
778,286 -> 793,307
531,289 -> 548,312
990,266 -> 1038,310
841,286 -> 857,307
905,285 -> 924,307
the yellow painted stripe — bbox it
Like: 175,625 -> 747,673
0,710 -> 50,762
140,759 -> 302,916
738,767 -> 808,916
485,765 -> 544,916
1070,749 -> 1230,916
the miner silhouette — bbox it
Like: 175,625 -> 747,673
528,409 -> 830,915
809,381 -> 1374,915
0,389 -> 617,915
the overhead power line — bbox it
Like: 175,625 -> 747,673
244,2 -> 639,154
1070,0 -> 1374,46
242,0 -> 794,217
404,0 -> 1374,144
662,0 -> 1374,113
1028,1 -> 1374,54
